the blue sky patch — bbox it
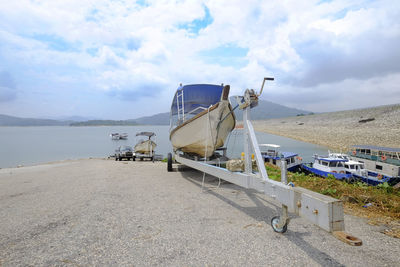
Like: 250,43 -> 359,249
199,44 -> 249,68
126,38 -> 141,51
178,5 -> 213,35
86,47 -> 99,56
32,34 -> 78,52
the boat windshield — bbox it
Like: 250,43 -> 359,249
170,84 -> 224,116
329,161 -> 343,167
170,84 -> 224,128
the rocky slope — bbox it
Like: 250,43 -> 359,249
253,104 -> 400,150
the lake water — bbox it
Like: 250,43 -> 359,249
0,126 -> 328,168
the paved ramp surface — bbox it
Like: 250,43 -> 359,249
0,159 -> 399,266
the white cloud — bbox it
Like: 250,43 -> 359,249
0,0 -> 399,118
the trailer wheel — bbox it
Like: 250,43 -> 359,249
271,216 -> 288,233
133,156 -> 136,161
167,153 -> 172,172
115,156 -> 117,161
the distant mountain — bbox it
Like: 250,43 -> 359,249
0,100 -> 310,126
46,115 -> 99,122
230,98 -> 312,120
70,120 -> 138,126
129,112 -> 170,125
127,100 -> 310,125
0,114 -> 70,126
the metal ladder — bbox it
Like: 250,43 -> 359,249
176,88 -> 185,123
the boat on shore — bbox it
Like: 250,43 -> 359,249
134,132 -> 156,155
301,154 -> 352,181
169,84 -> 236,158
260,144 -> 302,171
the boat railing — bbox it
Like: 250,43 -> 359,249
353,152 -> 400,166
187,106 -> 207,115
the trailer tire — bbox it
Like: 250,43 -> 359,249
271,216 -> 288,233
167,153 -> 173,172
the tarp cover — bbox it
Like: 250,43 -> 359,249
170,84 -> 223,116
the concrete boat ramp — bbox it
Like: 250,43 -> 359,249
0,159 -> 399,266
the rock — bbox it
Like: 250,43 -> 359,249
226,159 -> 244,172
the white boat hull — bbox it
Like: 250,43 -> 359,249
135,140 -> 156,154
170,100 -> 235,158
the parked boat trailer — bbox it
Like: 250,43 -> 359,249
134,152 -> 155,162
169,78 -> 362,245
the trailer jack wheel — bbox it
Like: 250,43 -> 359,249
271,216 -> 288,233
167,153 -> 173,172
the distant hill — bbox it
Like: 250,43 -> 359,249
46,115 -> 99,122
0,100 -> 309,126
128,100 -> 310,124
128,112 -> 170,125
230,98 -> 312,120
0,114 -> 70,126
70,120 -> 138,126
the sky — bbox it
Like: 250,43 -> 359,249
0,0 -> 400,120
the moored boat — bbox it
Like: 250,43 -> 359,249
349,145 -> 400,185
119,133 -> 128,140
301,154 -> 352,181
110,133 -> 120,140
260,144 -> 302,171
169,84 -> 236,158
110,133 -> 128,140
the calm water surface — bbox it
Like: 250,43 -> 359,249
0,126 -> 328,168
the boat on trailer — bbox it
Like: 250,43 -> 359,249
169,83 -> 236,158
134,132 -> 157,161
260,144 -> 302,172
166,78 -> 360,243
301,154 -> 352,181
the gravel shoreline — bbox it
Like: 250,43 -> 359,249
253,104 -> 400,151
1,158 -> 399,266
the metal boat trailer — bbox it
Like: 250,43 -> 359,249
168,78 -> 362,245
134,152 -> 155,162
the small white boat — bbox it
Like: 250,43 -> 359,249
119,133 -> 128,139
110,133 -> 120,140
134,132 -> 156,155
169,84 -> 236,158
110,133 -> 128,140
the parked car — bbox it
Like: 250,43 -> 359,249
115,146 -> 134,161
